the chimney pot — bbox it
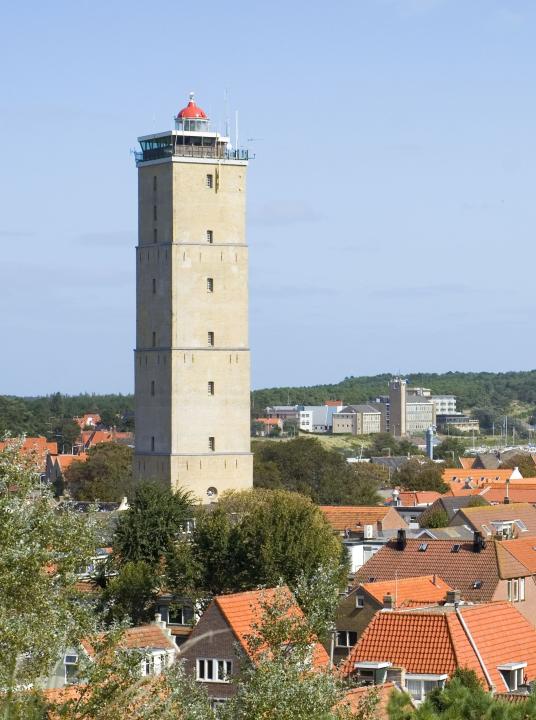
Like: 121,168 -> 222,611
445,589 -> 461,605
383,593 -> 395,610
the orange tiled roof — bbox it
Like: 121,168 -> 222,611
353,538 -> 501,602
56,453 -> 88,470
459,457 -> 476,469
215,588 -> 329,669
499,536 -> 536,574
359,575 -> 452,608
397,491 -> 444,507
341,602 -> 536,690
0,436 -> 57,470
82,624 -> 176,656
255,418 -> 281,425
480,486 -> 536,504
319,506 -> 404,532
444,469 -> 516,484
455,503 -> 536,537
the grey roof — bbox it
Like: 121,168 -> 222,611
416,526 -> 475,540
436,496 -> 490,521
473,453 -> 501,470
371,456 -> 409,471
338,405 -> 382,414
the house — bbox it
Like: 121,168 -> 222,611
46,453 -> 88,491
352,532 -> 536,627
0,436 -> 58,473
45,618 -> 177,690
265,405 -> 300,421
299,402 -> 343,433
155,593 -> 195,647
332,405 -> 382,436
449,503 -> 536,539
340,601 -> 536,702
333,575 -> 451,664
74,414 -> 101,429
252,417 -> 283,436
320,506 -> 408,573
179,588 -> 329,704
419,495 -> 491,526
479,484 -> 536,505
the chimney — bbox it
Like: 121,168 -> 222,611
153,613 -> 166,629
383,593 -> 395,610
473,531 -> 484,553
396,529 -> 407,550
432,574 -> 437,586
445,589 -> 461,606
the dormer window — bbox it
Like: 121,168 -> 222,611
498,662 -> 527,691
354,661 -> 392,686
507,578 -> 525,602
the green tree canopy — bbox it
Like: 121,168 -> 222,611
114,482 -> 193,567
65,442 -> 134,501
396,458 -> 448,493
253,438 -> 383,505
501,453 -> 536,478
433,437 -> 467,466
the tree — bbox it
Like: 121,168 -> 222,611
501,453 -> 536,478
433,437 -> 467,466
191,490 -> 348,596
65,443 -> 134,501
0,439 -> 97,718
114,483 -> 193,567
101,561 -> 159,625
253,438 -> 382,504
364,433 -> 421,459
55,418 -> 82,452
419,508 -> 448,529
396,459 -> 448,493
220,585 -> 372,720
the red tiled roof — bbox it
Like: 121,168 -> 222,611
353,539 -> 501,602
397,491 -> 444,507
455,503 -> 536,537
499,536 -> 536,574
56,453 -> 88,470
254,418 -> 282,426
480,485 -> 536,504
341,602 -> 536,691
82,624 -> 176,656
445,469 -> 517,484
319,506 -> 405,533
359,575 -> 452,608
215,588 -> 329,669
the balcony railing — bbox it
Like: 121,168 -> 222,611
135,146 -> 250,164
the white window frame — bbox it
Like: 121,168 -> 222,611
405,674 -> 447,703
355,594 -> 364,608
196,658 -> 232,683
335,630 -> 358,648
64,654 -> 78,685
498,662 -> 527,691
508,577 -> 525,602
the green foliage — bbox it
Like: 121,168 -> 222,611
364,433 -> 421,459
65,443 -> 134,501
253,438 -> 383,505
467,496 -> 489,508
220,586 -> 367,720
396,459 -> 448,493
114,483 -> 193,566
190,489 -> 348,597
55,418 -> 82,452
419,508 -> 448,529
101,561 -> 158,625
0,439 -> 98,713
433,437 -> 467,466
501,453 -> 536,478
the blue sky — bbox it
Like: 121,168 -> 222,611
1,0 -> 535,395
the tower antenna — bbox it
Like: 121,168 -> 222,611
235,110 -> 239,150
224,88 -> 230,139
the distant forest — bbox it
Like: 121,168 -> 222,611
1,370 -> 536,437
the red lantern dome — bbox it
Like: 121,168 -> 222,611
177,92 -> 208,120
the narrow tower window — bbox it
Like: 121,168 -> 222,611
151,380 -> 155,396
153,228 -> 158,244
206,174 -> 213,189
208,381 -> 215,396
151,436 -> 155,451
207,278 -> 214,293
206,230 -> 213,244
152,331 -> 156,347
153,175 -> 157,191
152,278 -> 156,294
208,437 -> 215,451
153,205 -> 157,221
207,331 -> 214,346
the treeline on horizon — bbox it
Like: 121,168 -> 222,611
1,369 -> 536,437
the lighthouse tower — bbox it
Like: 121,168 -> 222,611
133,94 -> 253,502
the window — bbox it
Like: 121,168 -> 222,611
196,659 -> 232,683
142,652 -> 168,677
153,228 -> 158,244
207,277 -> 214,293
508,578 -> 525,602
208,331 -> 214,346
499,664 -> 527,691
355,594 -> 364,608
336,631 -> 357,648
405,676 -> 446,703
64,654 -> 78,685
151,436 -> 155,451
152,278 -> 156,294
418,543 -> 428,552
153,175 -> 157,191
151,380 -> 155,396
206,230 -> 213,243
168,604 -> 194,625
206,174 -> 213,189
153,205 -> 157,221
208,381 -> 215,395
208,437 -> 215,451
152,331 -> 156,348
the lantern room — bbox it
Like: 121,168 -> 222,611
175,93 -> 209,132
